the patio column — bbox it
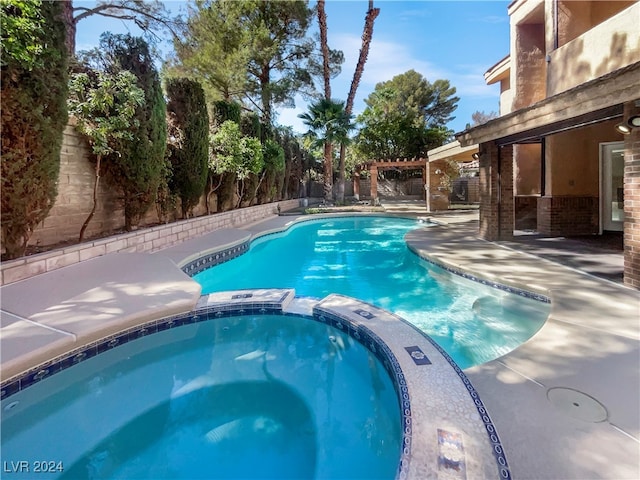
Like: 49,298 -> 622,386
422,164 -> 427,202
479,141 -> 514,240
624,100 -> 640,289
353,166 -> 361,200
370,164 -> 378,204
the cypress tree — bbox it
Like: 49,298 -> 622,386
166,78 -> 209,218
211,100 -> 241,126
1,0 -> 68,258
99,33 -> 167,230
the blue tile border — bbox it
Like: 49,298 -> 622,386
312,306 -> 412,479
180,217 -> 548,306
313,298 -> 512,480
182,242 -> 250,276
395,311 -> 513,480
407,244 -> 550,304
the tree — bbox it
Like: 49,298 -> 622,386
1,0 -> 68,259
169,0 -> 250,104
171,0 -> 339,128
0,0 -> 44,69
469,110 -> 499,128
354,70 -> 458,161
93,33 -> 167,230
60,0 -> 181,56
166,78 -> 209,218
336,0 -> 380,203
67,70 -> 145,241
317,0 -> 331,100
299,98 -> 352,202
209,120 -> 263,209
253,138 -> 285,203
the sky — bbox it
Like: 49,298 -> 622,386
75,0 -> 511,135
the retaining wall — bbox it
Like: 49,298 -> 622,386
1,199 -> 301,286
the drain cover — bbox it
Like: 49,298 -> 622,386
547,387 -> 608,423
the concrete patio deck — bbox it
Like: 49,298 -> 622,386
1,208 -> 638,479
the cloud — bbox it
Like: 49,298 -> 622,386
331,33 -> 444,89
276,97 -> 307,134
331,33 -> 497,101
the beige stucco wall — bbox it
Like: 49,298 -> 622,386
499,76 -> 513,115
548,1 -> 640,96
545,119 -> 625,196
512,22 -> 547,110
514,144 -> 541,195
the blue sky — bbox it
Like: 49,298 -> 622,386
75,0 -> 511,135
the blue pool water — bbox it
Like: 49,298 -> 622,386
195,216 -> 549,369
1,315 -> 401,479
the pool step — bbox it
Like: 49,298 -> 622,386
195,288 -> 295,313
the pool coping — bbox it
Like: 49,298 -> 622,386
1,211 -> 638,479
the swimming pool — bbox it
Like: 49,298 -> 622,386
195,216 -> 549,369
1,313 -> 402,479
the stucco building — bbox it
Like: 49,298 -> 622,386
455,0 -> 640,288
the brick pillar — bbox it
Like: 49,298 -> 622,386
624,100 -> 640,289
479,141 -> 514,241
370,165 -> 378,203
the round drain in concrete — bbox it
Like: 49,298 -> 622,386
547,387 -> 608,423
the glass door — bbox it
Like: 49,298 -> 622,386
600,142 -> 625,232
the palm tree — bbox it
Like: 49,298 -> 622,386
337,0 -> 380,203
299,98 -> 352,202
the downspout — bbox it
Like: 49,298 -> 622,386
497,144 -> 502,240
540,138 -> 546,197
553,0 -> 559,50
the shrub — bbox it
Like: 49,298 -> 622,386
166,78 -> 209,218
1,0 -> 68,258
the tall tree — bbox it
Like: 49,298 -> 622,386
317,0 -> 331,100
1,0 -> 68,258
171,0 -> 341,128
170,0 -> 250,103
166,78 -> 209,218
354,70 -> 458,161
299,98 -> 352,202
60,0 -> 180,56
92,33 -> 168,230
336,0 -> 380,203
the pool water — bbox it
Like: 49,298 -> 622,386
1,315 -> 401,479
195,216 -> 549,369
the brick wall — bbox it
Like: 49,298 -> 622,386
0,199 -> 302,286
479,142 -> 514,240
515,196 -> 539,230
623,101 -> 640,289
536,196 -> 599,236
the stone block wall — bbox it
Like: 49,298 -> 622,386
1,199 -> 301,286
29,124 -> 126,247
536,196 -> 599,236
